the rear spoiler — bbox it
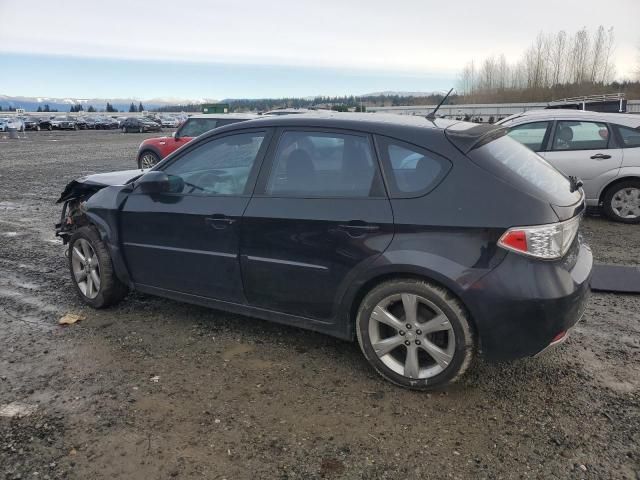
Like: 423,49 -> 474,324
445,123 -> 508,154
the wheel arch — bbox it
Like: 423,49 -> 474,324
342,265 -> 479,343
598,175 -> 640,204
137,146 -> 162,163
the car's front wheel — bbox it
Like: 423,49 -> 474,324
356,279 -> 475,391
603,180 -> 640,224
138,151 -> 160,169
69,226 -> 128,308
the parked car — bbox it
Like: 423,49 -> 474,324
0,117 -> 25,131
159,116 -> 180,128
75,117 -> 88,130
23,117 -> 43,131
497,109 -> 640,223
55,113 -> 592,390
121,117 -> 162,134
93,117 -> 118,130
51,116 -> 78,130
83,117 -> 97,129
136,113 -> 258,168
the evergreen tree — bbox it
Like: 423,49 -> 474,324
138,102 -> 144,112
44,104 -> 50,112
129,102 -> 136,112
36,106 -> 42,112
87,105 -> 95,113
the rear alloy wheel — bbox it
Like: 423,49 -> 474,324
603,180 -> 640,224
356,279 -> 474,390
138,151 -> 160,169
69,226 -> 128,308
122,126 -> 127,133
139,126 -> 144,133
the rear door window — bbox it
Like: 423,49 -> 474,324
265,130 -> 384,198
552,121 -> 609,151
376,136 -> 451,197
507,121 -> 550,151
615,125 -> 640,148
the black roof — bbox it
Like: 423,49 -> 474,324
214,112 -> 504,153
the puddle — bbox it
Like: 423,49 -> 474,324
221,343 -> 255,360
0,402 -> 38,418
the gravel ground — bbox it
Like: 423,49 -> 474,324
0,130 -> 639,480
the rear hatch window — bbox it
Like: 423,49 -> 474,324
467,134 -> 582,207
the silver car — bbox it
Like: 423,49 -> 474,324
497,109 -> 640,223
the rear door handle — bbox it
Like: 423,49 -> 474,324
205,215 -> 236,230
338,221 -> 380,237
590,153 -> 611,160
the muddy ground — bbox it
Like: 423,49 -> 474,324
0,130 -> 638,479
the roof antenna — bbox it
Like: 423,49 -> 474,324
426,88 -> 454,120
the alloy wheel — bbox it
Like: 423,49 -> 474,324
611,187 -> 640,219
71,238 -> 101,299
140,153 -> 159,168
369,293 -> 455,380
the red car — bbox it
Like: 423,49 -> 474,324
136,113 -> 259,168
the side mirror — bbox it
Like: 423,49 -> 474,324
136,171 -> 175,194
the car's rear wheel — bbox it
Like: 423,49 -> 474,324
139,126 -> 144,133
69,226 -> 128,308
122,126 -> 127,133
138,151 -> 160,169
603,180 -> 640,224
356,279 -> 474,390
36,125 -> 40,131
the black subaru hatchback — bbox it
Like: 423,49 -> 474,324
56,113 -> 592,390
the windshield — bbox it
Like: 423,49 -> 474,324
179,118 -> 219,137
468,134 -> 582,207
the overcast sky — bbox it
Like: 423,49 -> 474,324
0,0 -> 638,99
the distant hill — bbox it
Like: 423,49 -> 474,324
0,95 -> 216,112
360,91 -> 438,97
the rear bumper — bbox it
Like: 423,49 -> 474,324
464,236 -> 592,361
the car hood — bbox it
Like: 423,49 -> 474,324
56,169 -> 146,203
142,136 -> 171,145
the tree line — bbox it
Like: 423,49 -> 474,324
456,26 -> 640,102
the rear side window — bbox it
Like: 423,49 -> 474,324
616,125 -> 640,148
376,137 -> 451,197
265,131 -> 383,198
469,135 -> 581,206
507,121 -> 550,151
552,121 -> 609,151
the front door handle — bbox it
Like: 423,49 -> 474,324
590,153 -> 611,160
205,215 -> 236,230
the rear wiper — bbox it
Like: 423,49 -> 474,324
568,176 -> 583,193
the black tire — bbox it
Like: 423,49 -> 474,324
48,125 -> 53,131
137,151 -> 160,169
602,180 -> 640,224
68,226 -> 128,308
356,279 -> 475,391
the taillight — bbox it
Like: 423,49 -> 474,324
498,215 -> 581,260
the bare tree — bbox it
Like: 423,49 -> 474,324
549,31 -> 567,86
